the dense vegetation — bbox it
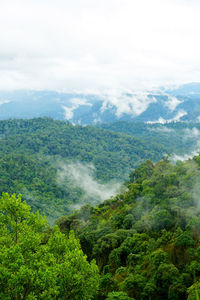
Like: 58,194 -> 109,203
0,118 -> 199,223
0,118 -> 166,181
99,121 -> 200,155
0,193 -> 99,299
2,118 -> 200,298
56,155 -> 200,299
0,118 -> 167,221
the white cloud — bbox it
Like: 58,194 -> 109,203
170,152 -> 198,163
0,99 -> 10,105
147,109 -> 187,124
172,110 -> 187,122
0,0 -> 200,92
101,92 -> 157,117
62,106 -> 74,120
170,141 -> 200,162
100,101 -> 113,113
62,97 -> 92,120
164,96 -> 182,111
184,127 -> 200,140
57,162 -> 121,204
170,128 -> 200,163
147,117 -> 167,125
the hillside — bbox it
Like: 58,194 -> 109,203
99,121 -> 200,157
57,155 -> 200,299
0,118 -> 167,222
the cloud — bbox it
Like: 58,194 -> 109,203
63,91 -> 158,119
0,99 -> 10,105
148,126 -> 175,133
62,106 -> 74,120
164,96 -> 182,112
147,109 -> 187,124
0,0 -> 200,92
101,92 -> 157,117
57,162 -> 122,206
170,128 -> 200,163
172,110 -> 187,122
170,151 -> 199,163
62,97 -> 92,120
147,117 -> 167,125
183,127 -> 200,140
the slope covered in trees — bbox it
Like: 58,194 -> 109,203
0,118 -> 166,181
0,118 -> 167,221
1,118 -> 199,223
57,155 -> 200,299
99,121 -> 200,156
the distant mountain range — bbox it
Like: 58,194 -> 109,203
0,82 -> 200,124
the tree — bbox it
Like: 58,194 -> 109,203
106,291 -> 135,299
0,193 -> 99,299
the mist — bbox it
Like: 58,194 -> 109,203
100,92 -> 157,117
170,128 -> 200,162
170,151 -> 199,163
164,95 -> 182,112
148,126 -> 175,133
63,97 -> 92,120
147,109 -> 187,124
57,161 -> 122,208
183,127 -> 200,140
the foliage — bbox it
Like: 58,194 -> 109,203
57,155 -> 200,299
106,291 -> 135,299
0,193 -> 99,299
3,118 -> 200,298
0,118 -> 168,221
99,121 -> 200,155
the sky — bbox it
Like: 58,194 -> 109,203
0,0 -> 200,92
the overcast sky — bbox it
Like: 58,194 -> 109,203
0,0 -> 200,92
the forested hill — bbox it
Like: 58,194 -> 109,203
2,117 -> 200,298
0,118 -> 167,221
57,155 -> 200,299
0,118 -> 167,180
98,121 -> 200,156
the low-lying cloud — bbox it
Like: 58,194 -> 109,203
63,97 -> 92,120
183,127 -> 200,140
0,99 -> 10,105
170,151 -> 199,163
101,92 -> 157,117
148,126 -> 175,133
170,129 -> 200,163
57,162 -> 122,208
147,109 -> 187,124
164,95 -> 182,112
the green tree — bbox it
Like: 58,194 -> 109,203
106,291 -> 135,299
0,193 -> 99,299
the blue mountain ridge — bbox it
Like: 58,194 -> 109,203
0,83 -> 199,124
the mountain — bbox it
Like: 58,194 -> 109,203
0,118 -> 167,222
98,121 -> 200,158
56,155 -> 200,299
1,118 -> 200,222
0,83 -> 200,124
